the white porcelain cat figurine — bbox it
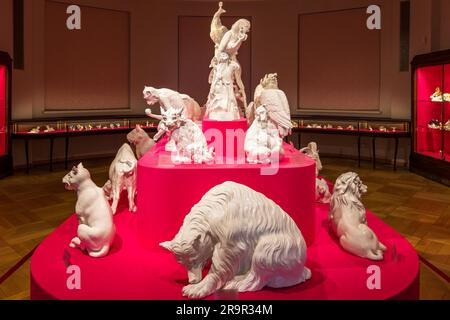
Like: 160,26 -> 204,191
62,163 -> 115,258
155,107 -> 214,164
127,124 -> 155,159
103,143 -> 137,215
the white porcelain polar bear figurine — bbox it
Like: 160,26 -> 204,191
329,172 -> 386,260
160,181 -> 311,299
103,143 -> 137,214
63,163 -> 115,258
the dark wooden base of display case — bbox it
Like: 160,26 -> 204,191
410,153 -> 450,186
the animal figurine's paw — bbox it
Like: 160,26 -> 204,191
182,282 -> 214,299
129,205 -> 137,213
69,237 -> 82,249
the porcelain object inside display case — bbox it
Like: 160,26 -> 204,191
143,86 -> 202,122
160,181 -> 311,299
62,163 -> 115,258
244,105 -> 283,164
127,124 -> 155,159
247,73 -> 292,137
103,143 -> 137,215
329,172 -> 386,261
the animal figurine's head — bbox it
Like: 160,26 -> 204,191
143,86 -> 159,105
232,18 -> 251,35
127,124 -> 147,145
260,73 -> 278,89
333,172 -> 367,201
62,163 -> 90,191
160,231 -> 214,284
255,105 -> 269,124
161,107 -> 184,131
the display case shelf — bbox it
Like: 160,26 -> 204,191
411,49 -> 450,185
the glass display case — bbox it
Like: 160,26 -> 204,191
411,49 -> 450,184
0,52 -> 12,178
10,115 -> 158,173
298,119 -> 358,132
293,117 -> 410,135
11,117 -> 158,135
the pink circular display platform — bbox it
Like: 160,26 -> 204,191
137,141 -> 316,248
29,125 -> 419,300
30,197 -> 419,300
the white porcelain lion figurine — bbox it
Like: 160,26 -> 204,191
329,172 -> 386,260
160,181 -> 311,299
63,163 -> 115,258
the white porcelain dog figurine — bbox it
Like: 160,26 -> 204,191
62,163 -> 115,258
103,143 -> 137,214
329,172 -> 386,260
161,181 -> 311,299
143,86 -> 202,122
154,107 -> 214,164
244,105 -> 284,164
127,124 -> 155,159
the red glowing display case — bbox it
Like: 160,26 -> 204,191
0,52 -> 12,178
411,50 -> 450,185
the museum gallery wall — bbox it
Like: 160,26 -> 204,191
0,0 -> 450,167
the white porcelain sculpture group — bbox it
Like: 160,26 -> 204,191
154,107 -> 214,164
160,181 -> 311,299
63,163 -> 115,258
329,172 -> 386,260
205,2 -> 250,121
300,142 -> 331,203
244,105 -> 284,164
103,143 -> 137,215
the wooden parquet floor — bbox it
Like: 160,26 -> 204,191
0,157 -> 449,299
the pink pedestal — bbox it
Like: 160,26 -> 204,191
137,142 -> 316,248
202,118 -> 248,161
30,197 -> 419,300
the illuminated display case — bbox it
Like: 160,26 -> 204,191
10,116 -> 158,173
411,49 -> 450,184
0,52 -> 12,178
